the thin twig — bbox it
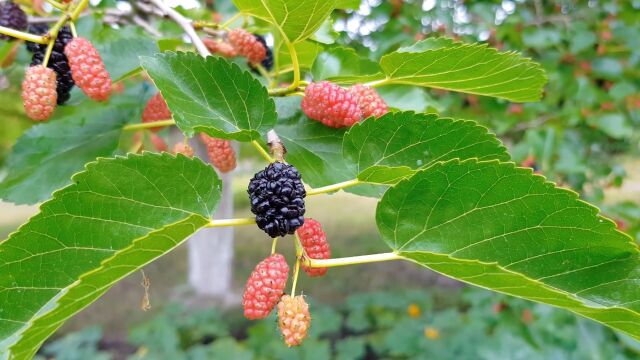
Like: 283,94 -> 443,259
148,0 -> 210,57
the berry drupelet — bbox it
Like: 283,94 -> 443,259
248,162 -> 306,238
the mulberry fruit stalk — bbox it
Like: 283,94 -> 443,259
22,65 -> 57,121
242,253 -> 289,320
296,218 -> 331,277
301,81 -> 362,128
248,162 -> 306,237
277,295 -> 311,347
200,134 -> 237,173
64,37 -> 112,101
142,92 -> 172,132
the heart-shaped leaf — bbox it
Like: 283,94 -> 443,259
377,159 -> 640,340
141,52 -> 276,141
0,153 -> 220,359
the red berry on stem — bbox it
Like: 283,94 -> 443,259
150,133 -> 168,152
242,253 -> 289,320
228,29 -> 266,64
301,81 -> 362,128
203,38 -> 238,58
200,134 -> 237,173
142,93 -> 172,132
64,37 -> 112,101
22,65 -> 57,121
349,84 -> 389,118
296,218 -> 331,277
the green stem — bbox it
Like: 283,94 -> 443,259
69,21 -> 77,37
284,40 -> 300,90
304,252 -> 402,268
251,140 -> 274,162
46,0 -> 68,10
42,38 -> 56,67
363,77 -> 391,88
271,237 -> 278,254
69,0 -> 89,21
291,235 -> 304,295
221,12 -> 242,29
0,26 -> 47,43
206,217 -> 256,228
123,119 -> 175,131
306,179 -> 360,196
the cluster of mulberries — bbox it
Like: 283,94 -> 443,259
301,81 -> 389,128
0,1 -> 27,40
22,29 -> 112,120
26,25 -> 75,105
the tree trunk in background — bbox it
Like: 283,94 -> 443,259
170,129 -> 236,300
187,170 -> 234,298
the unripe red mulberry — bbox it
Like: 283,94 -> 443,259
228,28 -> 267,64
296,218 -> 330,277
349,84 -> 388,118
150,133 -> 168,152
242,253 -> 289,320
203,38 -> 238,58
173,142 -> 194,157
64,37 -> 112,101
301,81 -> 362,128
142,92 -> 172,132
277,295 -> 311,347
200,134 -> 236,173
22,65 -> 57,121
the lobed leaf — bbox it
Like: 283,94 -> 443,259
377,159 -> 640,339
0,153 -> 220,359
379,38 -> 547,102
140,52 -> 276,141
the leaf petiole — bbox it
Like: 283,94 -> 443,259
303,252 -> 402,268
306,179 -> 360,196
251,140 -> 274,162
122,119 -> 175,131
0,26 -> 47,43
206,217 -> 255,227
